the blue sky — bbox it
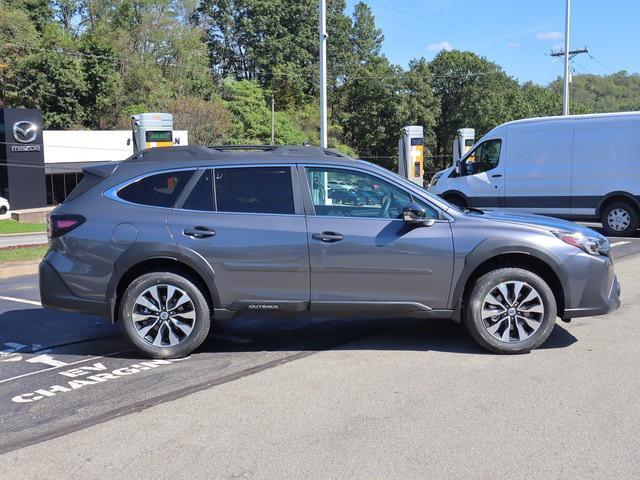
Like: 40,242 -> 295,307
345,0 -> 639,85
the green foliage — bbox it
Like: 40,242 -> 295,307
549,72 -> 640,113
0,0 -> 638,164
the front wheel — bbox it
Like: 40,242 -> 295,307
601,201 -> 638,237
119,272 -> 211,359
0,206 -> 7,215
463,268 -> 557,354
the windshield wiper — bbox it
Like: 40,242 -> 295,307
463,206 -> 484,215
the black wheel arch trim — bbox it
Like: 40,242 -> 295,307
449,238 -> 571,317
596,191 -> 640,217
107,242 -> 221,322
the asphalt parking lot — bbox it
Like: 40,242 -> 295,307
0,233 -> 639,478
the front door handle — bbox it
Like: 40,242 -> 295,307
312,231 -> 344,243
184,226 -> 216,238
491,174 -> 503,178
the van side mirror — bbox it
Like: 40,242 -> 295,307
454,159 -> 461,176
402,203 -> 435,227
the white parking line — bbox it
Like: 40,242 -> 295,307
0,295 -> 41,307
0,349 -> 132,385
610,241 -> 632,247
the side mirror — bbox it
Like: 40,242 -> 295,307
454,159 -> 461,176
402,203 -> 435,227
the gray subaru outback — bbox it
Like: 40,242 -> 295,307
40,145 -> 620,358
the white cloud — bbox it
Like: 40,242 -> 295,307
427,41 -> 453,52
507,42 -> 520,48
535,31 -> 563,41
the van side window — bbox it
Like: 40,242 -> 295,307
462,139 -> 502,175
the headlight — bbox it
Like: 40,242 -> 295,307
429,173 -> 442,187
553,231 -> 610,256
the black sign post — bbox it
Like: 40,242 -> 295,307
0,108 -> 47,209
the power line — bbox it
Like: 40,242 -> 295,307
587,53 -> 617,74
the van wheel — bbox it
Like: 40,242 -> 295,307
119,272 -> 211,359
463,268 -> 557,354
601,201 -> 638,237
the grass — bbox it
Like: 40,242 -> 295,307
0,219 -> 47,234
0,245 -> 48,264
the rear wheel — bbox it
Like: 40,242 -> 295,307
0,206 -> 6,215
119,272 -> 211,359
600,201 -> 638,237
463,268 -> 557,354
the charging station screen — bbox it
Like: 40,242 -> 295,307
146,131 -> 173,142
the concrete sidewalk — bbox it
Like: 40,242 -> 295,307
1,255 -> 639,480
0,232 -> 47,248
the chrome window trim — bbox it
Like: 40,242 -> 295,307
300,163 -> 450,222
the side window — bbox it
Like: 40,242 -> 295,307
462,139 -> 502,176
182,169 -> 214,211
118,170 -> 193,207
215,166 -> 295,214
306,167 -> 436,219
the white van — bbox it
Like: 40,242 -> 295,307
428,112 -> 640,236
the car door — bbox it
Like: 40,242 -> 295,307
167,165 -> 310,311
457,137 -> 505,207
301,164 -> 454,312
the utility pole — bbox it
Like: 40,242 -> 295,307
271,97 -> 275,145
319,0 -> 328,148
549,0 -> 588,115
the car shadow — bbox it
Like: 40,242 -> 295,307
0,309 -> 578,359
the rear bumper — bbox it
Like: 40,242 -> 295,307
563,256 -> 621,319
39,260 -> 110,318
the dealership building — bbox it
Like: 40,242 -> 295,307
0,108 -> 188,210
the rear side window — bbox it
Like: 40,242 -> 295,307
118,170 -> 193,208
215,167 -> 294,214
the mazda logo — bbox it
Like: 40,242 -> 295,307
12,121 -> 38,144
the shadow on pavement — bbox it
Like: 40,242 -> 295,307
0,308 -> 578,360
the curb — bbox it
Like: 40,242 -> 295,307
0,262 -> 39,279
0,232 -> 47,238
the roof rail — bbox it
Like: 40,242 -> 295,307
207,145 -> 277,152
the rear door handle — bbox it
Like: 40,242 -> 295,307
491,174 -> 503,178
312,231 -> 344,243
183,226 -> 216,238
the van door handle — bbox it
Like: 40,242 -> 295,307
491,174 -> 503,178
312,232 -> 344,243
184,226 -> 216,238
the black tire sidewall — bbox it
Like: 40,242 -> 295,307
0,206 -> 6,215
119,272 -> 211,359
601,202 -> 638,237
464,268 -> 557,354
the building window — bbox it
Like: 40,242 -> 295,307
45,172 -> 85,205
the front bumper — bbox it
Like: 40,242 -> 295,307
39,260 -> 110,318
562,254 -> 621,319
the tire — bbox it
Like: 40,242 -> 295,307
463,268 -> 557,354
444,195 -> 467,208
600,201 -> 638,237
0,206 -> 6,215
119,272 -> 211,359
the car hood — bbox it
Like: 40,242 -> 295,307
474,209 -> 602,237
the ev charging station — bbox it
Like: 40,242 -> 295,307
398,125 -> 425,186
131,113 -> 174,153
452,128 -> 475,164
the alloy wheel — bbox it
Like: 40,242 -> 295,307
132,284 -> 196,347
481,281 -> 545,343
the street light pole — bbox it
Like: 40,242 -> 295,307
563,0 -> 571,115
319,0 -> 328,148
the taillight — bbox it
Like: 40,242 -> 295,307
47,214 -> 86,239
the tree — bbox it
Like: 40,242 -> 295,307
405,59 -> 440,156
350,2 -> 383,64
168,96 -> 234,145
430,50 -> 522,155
